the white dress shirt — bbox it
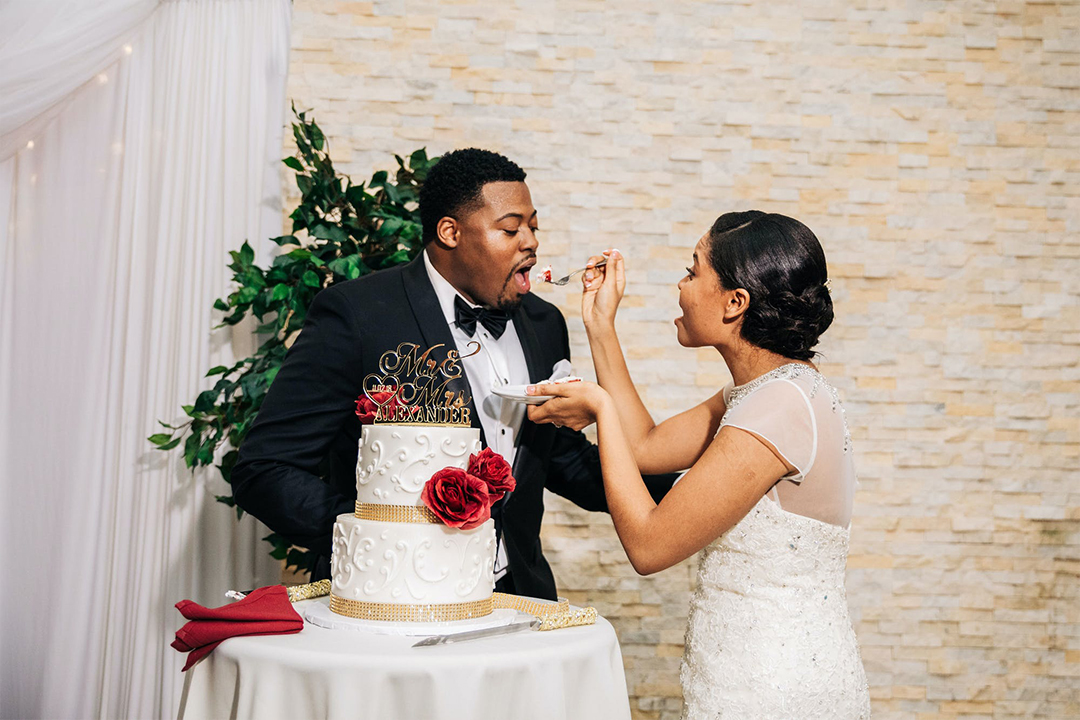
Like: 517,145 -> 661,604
423,249 -> 529,580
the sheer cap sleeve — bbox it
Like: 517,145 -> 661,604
720,378 -> 816,481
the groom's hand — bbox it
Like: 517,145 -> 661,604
526,380 -> 608,432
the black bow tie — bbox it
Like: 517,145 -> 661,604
454,296 -> 510,340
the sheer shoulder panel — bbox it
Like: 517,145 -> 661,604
721,379 -> 816,480
720,366 -> 857,528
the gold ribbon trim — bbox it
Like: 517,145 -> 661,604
287,579 -> 331,603
329,594 -> 493,622
492,592 -> 570,617
354,501 -> 441,524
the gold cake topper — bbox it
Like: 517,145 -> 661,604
362,342 -> 480,426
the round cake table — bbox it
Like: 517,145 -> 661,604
176,598 -> 631,720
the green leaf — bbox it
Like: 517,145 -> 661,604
206,365 -> 228,376
283,156 -> 304,171
148,433 -> 172,445
409,148 -> 429,168
269,234 -> 297,247
264,533 -> 290,561
296,174 -> 313,195
193,389 -> 218,413
379,216 -> 403,237
310,123 -> 325,151
271,284 -> 291,302
213,298 -> 230,311
235,286 -> 258,304
196,437 -> 215,465
215,494 -> 236,507
382,248 -> 411,267
158,437 -> 182,451
183,432 -> 201,468
301,270 -> 321,287
239,241 -> 254,266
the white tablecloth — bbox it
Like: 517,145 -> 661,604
177,599 -> 631,720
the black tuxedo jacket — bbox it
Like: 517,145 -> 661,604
232,255 -> 674,600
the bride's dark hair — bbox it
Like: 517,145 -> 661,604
706,211 -> 833,361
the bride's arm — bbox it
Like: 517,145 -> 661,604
581,250 -> 726,474
530,382 -> 789,575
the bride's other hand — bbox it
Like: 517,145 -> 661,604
526,381 -> 611,432
582,248 -> 625,333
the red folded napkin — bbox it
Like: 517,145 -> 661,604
171,585 -> 303,671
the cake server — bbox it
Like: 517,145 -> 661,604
412,618 -> 542,647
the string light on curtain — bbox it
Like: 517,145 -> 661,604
97,73 -> 108,84
25,140 -> 33,149
123,44 -> 133,55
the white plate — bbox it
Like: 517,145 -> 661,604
491,384 -> 553,405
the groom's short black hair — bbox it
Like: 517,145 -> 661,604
419,148 -> 527,243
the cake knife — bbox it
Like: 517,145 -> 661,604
412,618 -> 541,647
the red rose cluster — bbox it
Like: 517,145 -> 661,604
354,391 -> 398,424
421,448 -> 516,530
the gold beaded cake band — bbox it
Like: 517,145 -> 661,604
329,594 -> 494,622
354,501 -> 442,524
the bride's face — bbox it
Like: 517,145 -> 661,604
674,234 -> 741,348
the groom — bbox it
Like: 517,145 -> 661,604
231,148 -> 674,600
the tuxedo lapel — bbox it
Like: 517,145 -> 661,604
400,256 -> 487,444
510,305 -> 550,478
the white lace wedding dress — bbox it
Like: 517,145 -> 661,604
680,364 -> 871,719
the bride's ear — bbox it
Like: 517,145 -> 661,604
723,288 -> 750,322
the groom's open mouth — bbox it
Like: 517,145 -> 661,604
511,258 -> 536,295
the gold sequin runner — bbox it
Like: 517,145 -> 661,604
354,501 -> 441,524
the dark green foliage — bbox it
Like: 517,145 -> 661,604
150,105 -> 436,573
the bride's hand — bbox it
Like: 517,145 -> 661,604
525,380 -> 610,432
581,248 -> 625,334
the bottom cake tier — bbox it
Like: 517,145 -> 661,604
329,513 -> 496,622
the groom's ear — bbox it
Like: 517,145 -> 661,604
434,216 -> 460,250
723,288 -> 750,321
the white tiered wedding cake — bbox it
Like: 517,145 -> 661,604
328,423 -> 498,622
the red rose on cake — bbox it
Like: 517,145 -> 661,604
420,468 -> 492,530
354,390 -> 398,424
468,448 -> 516,501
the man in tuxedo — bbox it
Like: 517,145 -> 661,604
232,148 -> 673,600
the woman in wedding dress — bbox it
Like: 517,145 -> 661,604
528,211 -> 871,719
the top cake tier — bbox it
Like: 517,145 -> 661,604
355,424 -> 483,506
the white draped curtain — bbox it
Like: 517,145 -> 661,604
0,1 -> 290,717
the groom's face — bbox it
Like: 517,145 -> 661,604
454,181 -> 539,311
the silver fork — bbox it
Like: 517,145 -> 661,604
546,258 -> 607,286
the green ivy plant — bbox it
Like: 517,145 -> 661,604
150,105 -> 436,573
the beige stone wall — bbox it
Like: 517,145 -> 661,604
284,1 -> 1079,717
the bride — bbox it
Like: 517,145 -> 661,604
527,211 -> 871,718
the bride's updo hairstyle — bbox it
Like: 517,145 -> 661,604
706,211 -> 833,361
